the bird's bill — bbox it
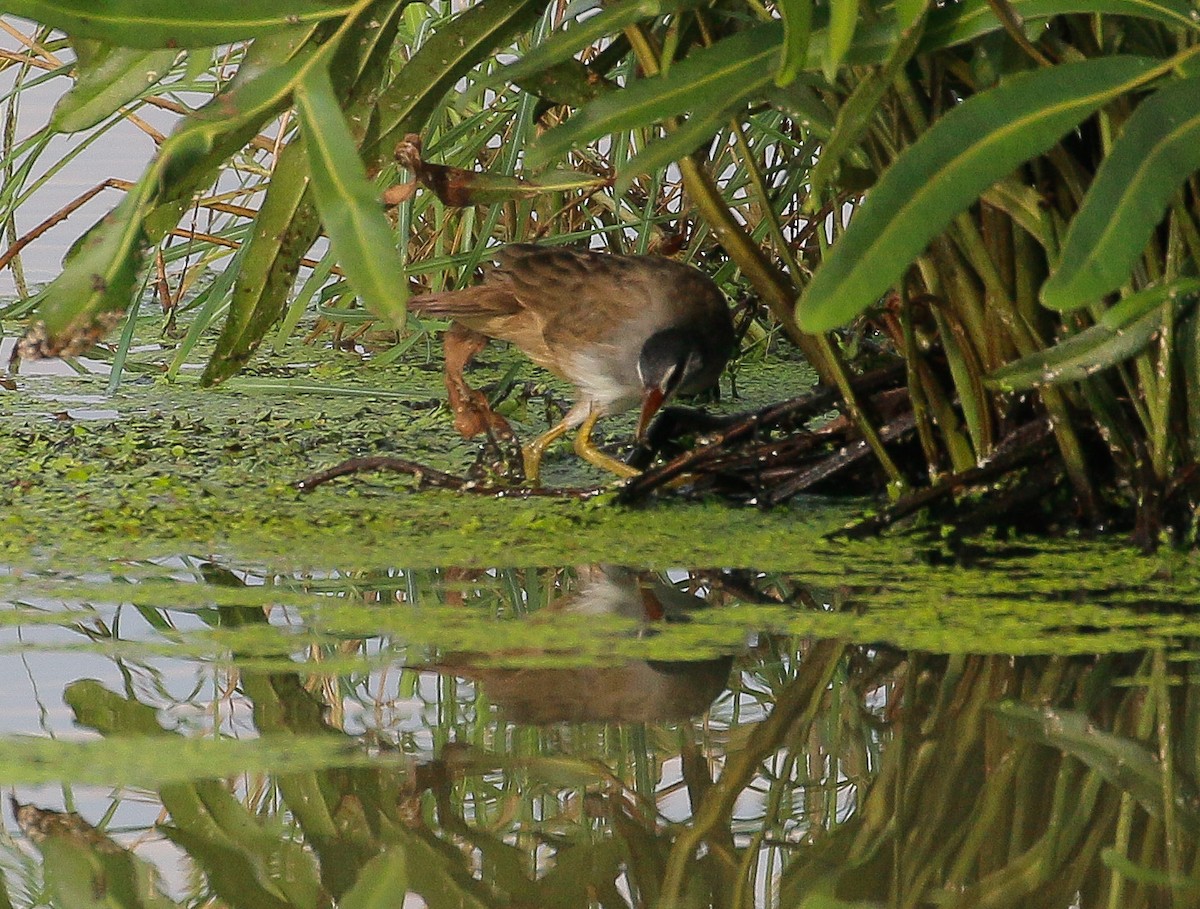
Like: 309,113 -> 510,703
636,386 -> 667,441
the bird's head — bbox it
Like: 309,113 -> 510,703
635,328 -> 710,441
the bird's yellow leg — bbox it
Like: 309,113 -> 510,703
574,409 -> 639,478
522,418 -> 573,485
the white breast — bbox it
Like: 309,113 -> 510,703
566,349 -> 642,413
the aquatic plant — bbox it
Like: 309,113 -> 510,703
5,1 -> 1200,539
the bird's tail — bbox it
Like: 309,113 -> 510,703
407,287 -> 520,319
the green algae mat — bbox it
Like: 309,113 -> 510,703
5,339 -> 1200,909
2,337 -> 1200,658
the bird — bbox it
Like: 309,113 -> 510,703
433,565 -> 733,723
408,244 -> 736,483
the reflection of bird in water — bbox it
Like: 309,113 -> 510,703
439,565 -> 733,725
408,245 -> 735,482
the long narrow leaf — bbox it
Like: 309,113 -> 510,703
529,26 -> 781,166
613,75 -> 772,196
499,0 -> 708,85
996,701 -> 1200,834
373,0 -> 544,154
775,0 -> 813,87
530,0 -> 1187,165
921,0 -> 1199,51
987,280 -> 1200,391
201,145 -> 320,386
203,3 -> 405,384
25,27 -> 329,354
51,44 -> 179,133
807,4 -> 927,203
825,0 -> 860,79
1041,76 -> 1200,310
19,187 -> 150,356
340,848 -> 408,909
1,0 -> 357,48
797,56 -> 1160,332
296,67 -> 407,329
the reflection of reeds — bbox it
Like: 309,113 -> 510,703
775,650 -> 1200,908
9,565 -> 1200,908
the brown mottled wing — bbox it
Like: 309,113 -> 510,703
407,245 -> 722,379
499,246 -> 720,336
493,245 -> 642,350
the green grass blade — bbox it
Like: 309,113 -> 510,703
296,66 -> 407,330
372,0 -> 545,154
797,56 -> 1160,332
1041,76 -> 1200,310
987,280 -> 1200,391
529,25 -> 782,166
498,0 -> 708,85
1,0 -> 357,48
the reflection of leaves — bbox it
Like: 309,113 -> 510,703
13,801 -> 182,909
1100,847 -> 1200,891
340,848 -> 407,909
995,702 -> 1200,834
158,826 -> 297,909
533,839 -> 625,909
381,828 -> 492,909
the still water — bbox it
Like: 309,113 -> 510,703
5,540 -> 1200,908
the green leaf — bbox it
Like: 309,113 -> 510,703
52,44 -> 179,133
498,0 -> 708,86
296,66 -> 408,329
987,280 -> 1200,391
980,177 -> 1054,247
1041,76 -> 1200,310
1100,849 -> 1200,890
613,76 -> 772,196
895,0 -> 928,29
386,828 -> 492,909
204,1 -> 406,384
25,182 -> 152,351
529,26 -> 781,166
762,80 -> 836,138
373,0 -> 546,154
825,0 -> 860,80
514,58 -> 614,107
921,0 -> 1200,52
341,848 -> 409,909
796,56 -> 1160,333
776,0 -> 813,87
202,143 -> 320,386
807,4 -> 927,203
0,0 -> 358,48
995,701 -> 1200,834
27,26 -> 329,356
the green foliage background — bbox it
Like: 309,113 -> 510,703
4,0 -> 1200,531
